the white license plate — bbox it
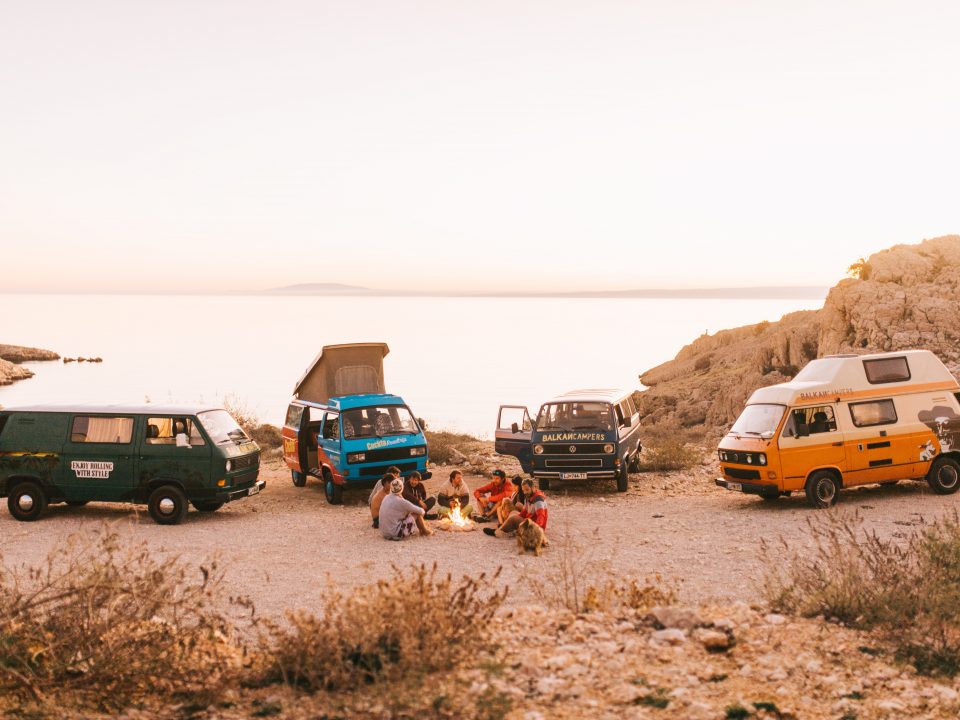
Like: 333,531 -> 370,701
248,484 -> 261,496
726,482 -> 742,492
561,473 -> 588,480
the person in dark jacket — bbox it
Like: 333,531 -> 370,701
402,471 -> 437,519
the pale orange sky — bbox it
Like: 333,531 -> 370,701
2,1 -> 958,293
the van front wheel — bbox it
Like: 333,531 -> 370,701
324,470 -> 343,505
8,482 -> 47,521
292,470 -> 307,487
805,471 -> 840,509
927,457 -> 960,495
616,464 -> 629,492
148,485 -> 188,525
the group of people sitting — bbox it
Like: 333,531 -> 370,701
368,466 -> 549,542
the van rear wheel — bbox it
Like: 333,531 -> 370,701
148,485 -> 188,525
292,470 -> 307,487
8,482 -> 47,521
927,457 -> 960,495
805,471 -> 840,509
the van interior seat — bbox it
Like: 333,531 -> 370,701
811,411 -> 830,434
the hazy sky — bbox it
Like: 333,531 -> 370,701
2,1 -> 959,293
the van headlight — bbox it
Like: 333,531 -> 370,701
603,444 -> 615,454
534,444 -> 544,455
410,447 -> 426,457
347,452 -> 366,464
759,454 -> 767,465
225,460 -> 233,472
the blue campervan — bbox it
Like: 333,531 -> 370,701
282,344 -> 431,504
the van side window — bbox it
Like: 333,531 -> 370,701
145,417 -> 206,446
784,405 -> 837,437
285,404 -> 304,428
849,399 -> 898,428
71,416 -> 134,444
863,357 -> 911,384
322,413 -> 340,441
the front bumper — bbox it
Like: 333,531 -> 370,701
216,479 -> 266,503
715,478 -> 779,499
534,470 -> 617,480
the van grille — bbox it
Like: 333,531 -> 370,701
358,462 -> 417,477
545,459 -> 603,468
724,467 -> 761,481
542,443 -> 606,455
233,454 -> 259,471
363,446 -> 426,463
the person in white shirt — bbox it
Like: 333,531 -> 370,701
379,478 -> 434,540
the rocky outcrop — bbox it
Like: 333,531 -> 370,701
637,235 -> 960,433
0,344 -> 60,386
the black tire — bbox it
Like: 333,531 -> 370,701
7,482 -> 47,522
927,457 -> 960,495
805,470 -> 840,509
616,463 -> 629,492
538,477 -> 550,491
292,470 -> 307,487
628,451 -> 642,473
148,485 -> 188,525
760,494 -> 779,502
194,501 -> 224,513
324,470 -> 343,505
880,480 -> 899,487
66,500 -> 89,507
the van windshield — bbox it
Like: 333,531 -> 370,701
342,405 -> 418,439
198,410 -> 249,445
730,404 -> 786,438
536,402 -> 614,431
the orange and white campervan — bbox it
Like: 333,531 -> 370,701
716,350 -> 960,507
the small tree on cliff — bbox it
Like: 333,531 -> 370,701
847,257 -> 871,280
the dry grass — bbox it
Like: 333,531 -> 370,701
762,511 -> 960,675
636,437 -> 702,472
0,526 -> 242,710
256,564 -> 507,692
425,429 -> 482,465
525,525 -> 676,614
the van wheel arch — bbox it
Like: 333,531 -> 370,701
807,467 -> 843,488
142,478 -> 186,502
5,475 -> 44,495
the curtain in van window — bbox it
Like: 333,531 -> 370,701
84,417 -> 134,443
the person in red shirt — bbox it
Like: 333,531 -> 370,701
483,478 -> 547,538
472,469 -> 513,522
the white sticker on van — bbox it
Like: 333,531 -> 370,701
365,437 -> 406,451
70,461 -> 114,479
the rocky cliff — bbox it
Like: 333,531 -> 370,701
0,344 -> 60,386
636,235 -> 960,434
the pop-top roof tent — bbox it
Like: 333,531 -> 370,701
749,350 -> 960,407
293,343 -> 389,404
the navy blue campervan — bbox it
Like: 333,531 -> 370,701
495,389 -> 642,492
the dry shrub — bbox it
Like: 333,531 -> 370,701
223,395 -> 282,451
636,438 -> 702,472
425,429 -> 481,465
762,511 -> 960,675
0,526 -> 241,708
259,564 -> 506,692
525,526 -> 676,614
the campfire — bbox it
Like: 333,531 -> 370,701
436,499 -> 476,532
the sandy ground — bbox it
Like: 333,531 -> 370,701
3,453 -> 959,622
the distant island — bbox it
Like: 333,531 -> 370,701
264,284 -> 828,299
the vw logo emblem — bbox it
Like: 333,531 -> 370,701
569,445 -> 577,453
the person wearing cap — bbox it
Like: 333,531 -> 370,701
472,469 -> 513,522
379,477 -> 433,540
402,470 -> 437,519
483,478 -> 548,538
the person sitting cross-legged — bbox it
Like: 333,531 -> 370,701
483,478 -> 547,538
472,469 -> 512,522
437,469 -> 473,519
402,470 -> 437,519
380,478 -> 433,540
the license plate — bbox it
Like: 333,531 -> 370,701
248,484 -> 261,496
726,482 -> 742,492
561,472 -> 588,480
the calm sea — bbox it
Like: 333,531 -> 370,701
0,294 -> 822,437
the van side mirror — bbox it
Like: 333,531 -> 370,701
418,418 -> 427,430
175,433 -> 192,448
511,422 -> 520,434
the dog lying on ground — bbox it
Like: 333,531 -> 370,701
516,518 -> 548,556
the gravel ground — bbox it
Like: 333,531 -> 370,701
2,456 -> 958,620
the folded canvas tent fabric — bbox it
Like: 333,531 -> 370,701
293,343 -> 389,404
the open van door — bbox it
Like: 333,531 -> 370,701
495,405 -> 533,474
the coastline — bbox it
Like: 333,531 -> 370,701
0,344 -> 60,387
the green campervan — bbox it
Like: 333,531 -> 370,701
0,404 -> 264,525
